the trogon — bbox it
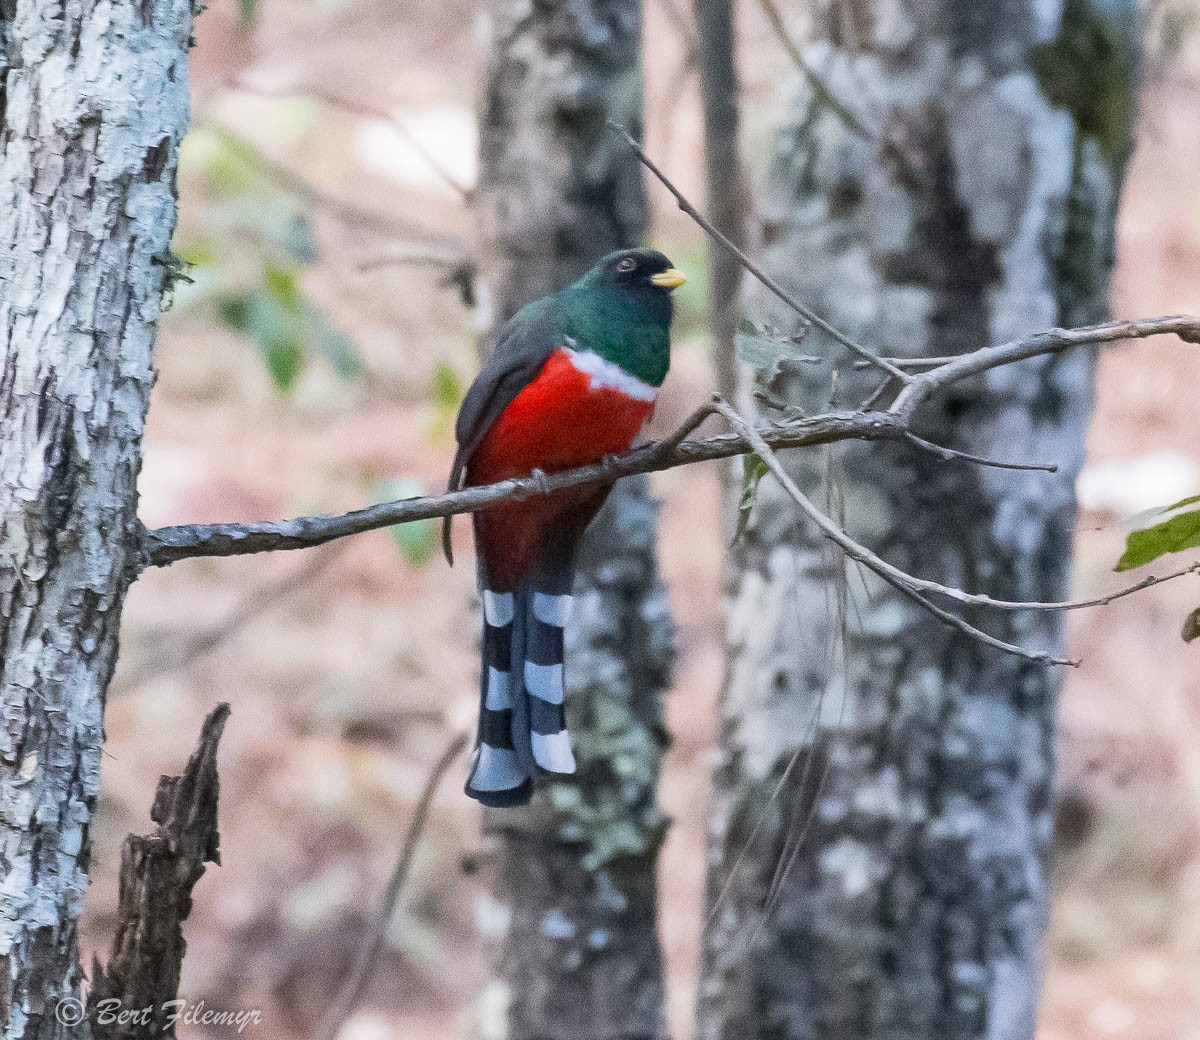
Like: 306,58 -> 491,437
444,248 -> 684,806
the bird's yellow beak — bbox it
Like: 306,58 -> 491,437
650,268 -> 687,290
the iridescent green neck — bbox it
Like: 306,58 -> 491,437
557,280 -> 672,387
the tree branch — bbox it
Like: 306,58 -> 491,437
752,0 -> 879,141
710,399 -> 1079,667
228,78 -> 474,201
904,432 -> 1059,474
206,123 -> 464,251
141,314 -> 1200,570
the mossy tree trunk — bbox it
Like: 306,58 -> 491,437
697,2 -> 1137,1039
474,3 -> 672,1038
0,1 -> 199,1036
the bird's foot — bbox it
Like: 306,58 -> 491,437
529,468 -> 552,496
601,453 -> 622,474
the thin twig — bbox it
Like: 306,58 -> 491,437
752,0 -> 878,141
854,356 -> 960,370
113,546 -> 346,693
710,398 -> 1079,666
606,122 -> 912,383
904,432 -> 1059,474
859,374 -> 898,410
230,79 -> 473,200
652,399 -> 723,456
207,123 -> 464,250
316,731 -> 471,1040
357,243 -> 473,272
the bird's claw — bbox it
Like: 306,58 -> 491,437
601,453 -> 621,473
530,468 -> 552,495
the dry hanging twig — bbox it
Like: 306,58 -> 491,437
316,731 -> 470,1040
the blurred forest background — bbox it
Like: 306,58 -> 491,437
81,0 -> 1200,1037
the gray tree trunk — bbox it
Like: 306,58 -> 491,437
473,3 -> 672,1039
0,2 -> 198,1037
697,3 -> 1137,1039
693,0 -> 745,405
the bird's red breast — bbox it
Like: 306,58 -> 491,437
466,347 -> 656,590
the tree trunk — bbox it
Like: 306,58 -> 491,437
693,0 -> 745,405
697,3 -> 1137,1039
474,3 -> 672,1038
0,2 -> 198,1036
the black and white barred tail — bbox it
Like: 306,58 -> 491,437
465,586 -> 576,806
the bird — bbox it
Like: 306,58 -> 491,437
444,247 -> 685,806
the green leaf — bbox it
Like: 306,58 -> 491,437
218,286 -> 306,391
218,295 -> 251,332
260,338 -> 304,391
733,453 -> 769,544
432,362 -> 462,412
1115,508 -> 1200,571
376,479 -> 436,568
1158,493 -> 1200,514
219,268 -> 364,390
263,262 -> 301,308
735,318 -> 821,384
173,239 -> 217,268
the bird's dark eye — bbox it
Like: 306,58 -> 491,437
616,257 -> 637,273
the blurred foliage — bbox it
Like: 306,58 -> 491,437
375,479 -> 438,568
427,361 -> 463,440
219,264 -> 362,391
662,242 -> 710,340
173,125 -> 365,394
1031,0 -> 1139,165
1181,606 -> 1200,643
735,318 -> 820,385
734,452 -> 767,545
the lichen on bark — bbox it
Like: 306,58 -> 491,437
474,2 -> 672,1038
0,1 -> 199,1036
697,2 -> 1138,1039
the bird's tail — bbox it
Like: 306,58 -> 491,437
465,585 -> 576,806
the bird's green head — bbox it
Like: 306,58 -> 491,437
559,248 -> 685,386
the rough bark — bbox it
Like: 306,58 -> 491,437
0,2 -> 198,1037
474,3 -> 672,1038
88,705 -> 228,1040
697,3 -> 1138,1039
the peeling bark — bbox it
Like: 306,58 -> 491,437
697,3 -> 1137,1039
0,2 -> 198,1037
474,3 -> 672,1037
88,705 -> 228,1040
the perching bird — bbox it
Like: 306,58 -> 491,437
444,248 -> 685,806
